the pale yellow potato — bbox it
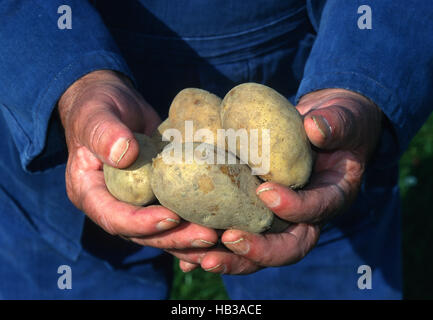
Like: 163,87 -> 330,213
221,83 -> 313,188
103,84 -> 312,233
151,142 -> 280,233
104,133 -> 157,206
168,88 -> 222,144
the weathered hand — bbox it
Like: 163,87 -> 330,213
58,70 -> 218,249
172,88 -> 382,274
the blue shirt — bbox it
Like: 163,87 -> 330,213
0,0 -> 432,299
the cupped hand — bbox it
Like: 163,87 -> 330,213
172,88 -> 383,274
58,70 -> 218,249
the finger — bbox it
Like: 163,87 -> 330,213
73,101 -> 140,168
303,104 -> 361,150
256,151 -> 363,223
199,248 -> 260,275
167,248 -> 208,265
116,95 -> 162,137
256,180 -> 344,223
83,177 -> 181,237
220,224 -> 319,267
131,221 -> 219,250
69,147 -> 181,236
179,260 -> 199,273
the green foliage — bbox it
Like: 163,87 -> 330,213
170,258 -> 229,300
399,113 -> 433,299
399,114 -> 433,198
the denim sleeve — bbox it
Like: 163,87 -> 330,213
0,0 -> 133,172
298,0 -> 433,156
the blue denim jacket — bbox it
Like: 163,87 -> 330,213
0,0 -> 432,299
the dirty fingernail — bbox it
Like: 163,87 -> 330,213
223,238 -> 250,255
156,218 -> 180,231
191,239 -> 216,248
204,264 -> 226,274
311,115 -> 331,140
110,138 -> 130,166
257,187 -> 280,208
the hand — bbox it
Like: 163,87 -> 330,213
58,70 -> 218,249
171,88 -> 383,274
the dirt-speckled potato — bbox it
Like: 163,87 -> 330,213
104,133 -> 157,206
151,142 -> 277,233
221,82 -> 313,188
151,118 -> 172,153
168,88 -> 222,144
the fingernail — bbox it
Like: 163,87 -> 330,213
257,187 -> 280,208
110,138 -> 130,166
223,238 -> 250,255
204,264 -> 226,274
181,262 -> 197,273
191,239 -> 216,248
311,115 -> 331,140
156,218 -> 180,231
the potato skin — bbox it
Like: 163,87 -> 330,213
151,143 -> 275,233
104,133 -> 157,206
221,82 -> 313,188
168,88 -> 222,144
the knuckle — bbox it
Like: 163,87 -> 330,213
298,240 -> 310,261
87,115 -> 111,156
171,238 -> 184,249
95,213 -> 118,236
349,160 -> 365,182
257,239 -> 280,267
258,254 -> 274,267
64,159 -> 83,210
237,260 -> 255,274
148,238 -> 178,249
81,191 -> 119,236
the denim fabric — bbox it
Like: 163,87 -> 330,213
0,0 -> 431,299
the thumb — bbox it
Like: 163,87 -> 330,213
76,104 -> 140,168
303,104 -> 361,151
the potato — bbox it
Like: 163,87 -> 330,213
168,88 -> 222,144
151,118 -> 172,153
102,84 -> 311,234
221,82 -> 313,188
151,142 -> 277,233
104,133 -> 157,206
